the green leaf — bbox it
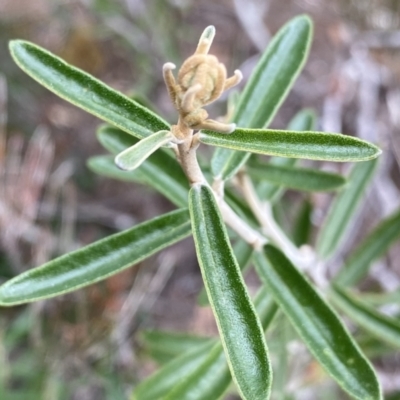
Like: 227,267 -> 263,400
248,162 -> 346,192
316,159 -> 378,260
9,40 -> 169,139
254,245 -> 381,400
132,340 -> 216,400
115,130 -> 173,171
140,330 -> 211,365
292,199 -> 313,246
335,208 -> 400,286
189,184 -> 271,400
197,239 -> 253,306
330,286 -> 400,350
96,126 -> 189,207
163,289 -> 277,400
134,289 -> 277,400
257,109 -> 317,202
200,128 -> 381,162
235,16 -> 313,129
0,209 -> 191,305
211,16 -> 314,180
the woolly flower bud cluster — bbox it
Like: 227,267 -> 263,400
163,26 -> 242,138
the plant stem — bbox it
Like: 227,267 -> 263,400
177,138 -> 206,186
176,130 -> 266,249
237,172 -> 309,267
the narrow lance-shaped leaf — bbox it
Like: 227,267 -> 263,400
211,15 -> 313,180
9,40 -> 169,139
329,286 -> 400,350
201,128 -> 381,162
254,245 -> 381,400
115,130 -> 173,171
197,239 -> 253,306
335,207 -> 400,286
257,108 -> 316,202
163,289 -> 278,400
248,162 -> 346,192
235,16 -> 312,130
189,184 -> 271,400
0,209 -> 191,305
95,125 -> 189,207
316,159 -> 378,260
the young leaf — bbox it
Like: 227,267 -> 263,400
132,340 -> 216,400
335,208 -> 400,286
257,109 -> 317,201
254,245 -> 381,400
316,159 -> 378,260
0,209 -> 191,305
211,15 -> 314,180
200,128 -> 381,162
330,286 -> 400,349
197,239 -> 253,306
115,130 -> 173,171
189,184 -> 271,400
96,126 -> 189,207
9,40 -> 170,139
248,162 -> 346,192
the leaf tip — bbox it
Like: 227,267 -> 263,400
9,38 -> 24,49
114,153 -> 131,171
8,39 -> 22,59
297,13 -> 313,25
362,143 -> 382,161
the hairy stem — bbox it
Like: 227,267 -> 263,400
237,172 -> 309,266
175,128 -> 265,249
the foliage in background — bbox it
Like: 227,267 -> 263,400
1,9 -> 400,400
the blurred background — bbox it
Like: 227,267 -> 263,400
0,0 -> 400,399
